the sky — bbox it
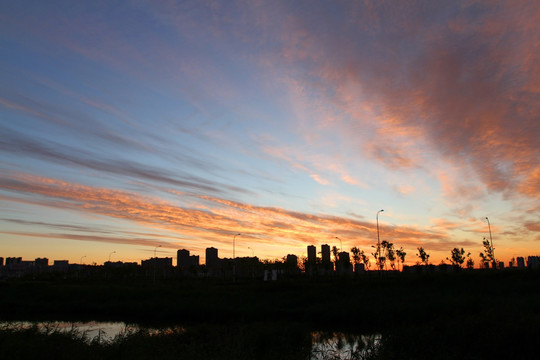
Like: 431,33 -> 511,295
1,0 -> 540,267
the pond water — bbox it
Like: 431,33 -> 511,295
0,321 -> 184,343
310,331 -> 382,360
1,321 -> 381,359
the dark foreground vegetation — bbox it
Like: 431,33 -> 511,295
1,269 -> 540,359
0,322 -> 313,360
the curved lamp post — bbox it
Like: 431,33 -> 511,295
80,255 -> 86,264
486,217 -> 495,268
335,236 -> 343,253
108,251 -> 116,262
377,209 -> 384,270
154,244 -> 162,258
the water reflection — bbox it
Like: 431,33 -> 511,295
0,321 -> 184,343
311,331 -> 382,360
1,321 -> 380,359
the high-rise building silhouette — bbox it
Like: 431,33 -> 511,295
206,247 -> 219,268
177,249 -> 190,268
337,251 -> 352,275
177,249 -> 199,269
307,245 -> 316,263
321,244 -> 330,263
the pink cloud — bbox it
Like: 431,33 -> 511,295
259,0 -> 540,204
341,174 -> 368,188
525,222 -> 540,233
310,174 -> 329,185
396,184 -> 415,195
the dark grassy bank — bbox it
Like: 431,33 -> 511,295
0,322 -> 313,360
1,269 -> 539,358
2,270 -> 539,328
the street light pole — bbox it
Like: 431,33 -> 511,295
153,245 -> 161,283
233,233 -> 240,280
377,209 -> 384,270
108,251 -> 116,262
154,244 -> 161,258
335,236 -> 342,253
486,217 -> 495,268
80,255 -> 86,264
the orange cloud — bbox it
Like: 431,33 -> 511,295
517,166 -> 540,199
1,171 -> 450,261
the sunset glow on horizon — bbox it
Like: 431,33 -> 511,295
1,0 -> 540,266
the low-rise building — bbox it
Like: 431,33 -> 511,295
177,249 -> 199,271
52,260 -> 69,272
35,258 -> 49,271
527,256 -> 540,269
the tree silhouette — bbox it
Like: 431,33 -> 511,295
359,250 -> 370,270
388,243 -> 396,270
396,247 -> 406,271
351,247 -> 367,272
447,248 -> 470,268
371,245 -> 381,270
416,247 -> 430,266
381,241 -> 396,270
479,237 -> 494,268
377,241 -> 389,270
350,246 -> 361,266
331,246 -> 339,270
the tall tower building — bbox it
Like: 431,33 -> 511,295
177,249 -> 190,269
206,247 -> 219,269
321,244 -> 331,263
307,245 -> 316,263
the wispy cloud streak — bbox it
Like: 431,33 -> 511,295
0,172 -> 448,257
0,127 -> 248,196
